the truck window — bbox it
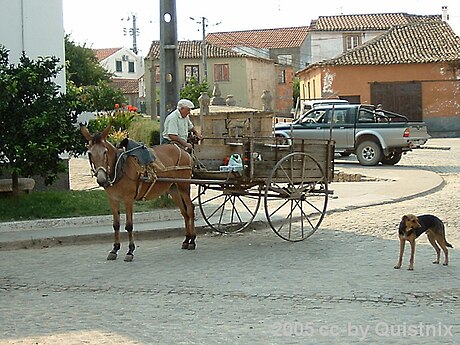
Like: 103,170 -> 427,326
324,109 -> 349,124
358,109 -> 375,123
300,110 -> 325,124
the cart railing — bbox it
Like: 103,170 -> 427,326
193,136 -> 334,184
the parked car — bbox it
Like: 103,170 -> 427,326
275,104 -> 430,166
292,98 -> 349,118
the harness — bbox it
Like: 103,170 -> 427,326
133,144 -> 192,201
89,139 -> 192,201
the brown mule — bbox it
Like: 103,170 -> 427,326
80,124 -> 196,261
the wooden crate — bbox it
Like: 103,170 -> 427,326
190,107 -> 273,145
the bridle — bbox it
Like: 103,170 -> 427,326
87,140 -> 146,188
87,141 -> 113,188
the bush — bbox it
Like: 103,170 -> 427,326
128,118 -> 161,146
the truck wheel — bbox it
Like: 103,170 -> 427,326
381,151 -> 402,165
356,140 -> 382,166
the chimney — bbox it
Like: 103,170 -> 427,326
442,6 -> 449,21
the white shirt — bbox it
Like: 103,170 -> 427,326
162,109 -> 194,141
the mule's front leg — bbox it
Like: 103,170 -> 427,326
124,202 -> 135,262
124,223 -> 136,262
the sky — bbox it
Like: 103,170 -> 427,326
63,0 -> 460,56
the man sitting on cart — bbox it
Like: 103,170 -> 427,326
161,99 -> 202,151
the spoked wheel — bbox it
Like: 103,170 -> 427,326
264,152 -> 328,242
197,183 -> 262,233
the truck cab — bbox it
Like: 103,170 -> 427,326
275,104 -> 430,166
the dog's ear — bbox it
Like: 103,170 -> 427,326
402,215 -> 408,222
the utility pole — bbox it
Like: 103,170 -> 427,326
159,0 -> 179,135
122,13 -> 140,54
201,17 -> 207,82
190,17 -> 221,83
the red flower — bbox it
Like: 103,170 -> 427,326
114,103 -> 120,109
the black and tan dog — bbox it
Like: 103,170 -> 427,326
394,214 -> 453,270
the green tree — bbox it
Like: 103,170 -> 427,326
0,46 -> 86,197
64,36 -> 126,111
64,35 -> 111,86
293,77 -> 300,108
180,76 -> 210,107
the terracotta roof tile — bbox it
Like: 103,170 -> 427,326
310,13 -> 441,31
93,48 -> 123,61
111,78 -> 139,94
313,20 -> 460,67
206,26 -> 309,49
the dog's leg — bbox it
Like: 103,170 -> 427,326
438,240 -> 449,266
394,238 -> 405,269
408,238 -> 416,270
427,232 -> 441,264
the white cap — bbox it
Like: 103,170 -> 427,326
177,99 -> 195,109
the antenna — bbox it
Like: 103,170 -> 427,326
122,13 -> 140,54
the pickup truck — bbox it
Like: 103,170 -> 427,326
274,104 -> 430,166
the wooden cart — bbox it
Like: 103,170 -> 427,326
191,136 -> 335,241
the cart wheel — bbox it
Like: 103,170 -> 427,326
197,183 -> 262,233
264,152 -> 328,242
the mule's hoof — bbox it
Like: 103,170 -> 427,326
124,254 -> 134,262
443,263 -> 448,266
181,242 -> 189,249
188,243 -> 196,250
107,252 -> 118,260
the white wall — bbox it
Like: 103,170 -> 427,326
308,31 -> 383,64
0,0 -> 66,91
100,48 -> 144,79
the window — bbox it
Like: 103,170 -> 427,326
115,60 -> 122,72
184,65 -> 199,82
214,64 -> 229,82
128,61 -> 135,73
324,109 -> 349,124
277,54 -> 292,65
155,64 -> 160,83
344,34 -> 361,51
278,69 -> 286,84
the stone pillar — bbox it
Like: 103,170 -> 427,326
261,90 -> 273,111
198,92 -> 210,115
210,83 -> 225,105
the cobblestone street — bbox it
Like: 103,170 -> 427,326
1,139 -> 459,344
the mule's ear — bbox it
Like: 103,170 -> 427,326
80,124 -> 92,141
101,124 -> 111,140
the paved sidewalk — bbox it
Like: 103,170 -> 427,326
0,163 -> 444,250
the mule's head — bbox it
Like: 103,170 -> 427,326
80,124 -> 115,188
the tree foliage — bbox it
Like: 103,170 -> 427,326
293,77 -> 300,107
180,76 -> 210,107
64,35 -> 111,86
64,36 -> 126,111
0,46 -> 86,196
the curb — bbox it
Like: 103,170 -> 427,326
0,221 -> 269,251
0,209 -> 182,233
